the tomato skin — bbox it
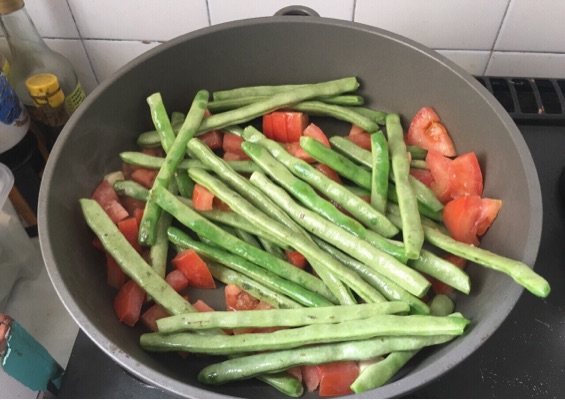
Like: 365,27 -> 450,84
317,361 -> 359,397
120,196 -> 145,217
304,123 -> 330,147
285,112 -> 309,142
165,269 -> 190,292
426,150 -> 453,203
117,217 -> 141,252
131,168 -> 157,189
449,152 -> 483,199
199,130 -> 223,150
192,184 -> 215,211
406,107 -> 456,157
113,280 -> 146,327
315,163 -> 342,183
302,365 -> 321,392
262,113 -> 274,139
284,142 -> 315,163
106,253 -> 127,289
141,303 -> 169,332
476,198 -> 502,236
213,197 -> 232,211
410,168 -> 434,188
222,133 -> 246,156
347,125 -> 372,150
172,249 -> 216,289
443,195 -> 483,245
286,250 -> 308,269
271,112 -> 288,142
192,299 -> 215,313
91,180 -> 129,223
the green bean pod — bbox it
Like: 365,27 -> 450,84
291,101 -> 378,132
351,350 -> 417,393
329,135 -> 372,167
140,314 -> 469,354
370,131 -> 389,214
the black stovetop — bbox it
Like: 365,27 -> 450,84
57,78 -> 565,399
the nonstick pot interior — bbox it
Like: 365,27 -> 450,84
39,16 -> 541,398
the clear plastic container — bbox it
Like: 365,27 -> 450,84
0,162 -> 39,311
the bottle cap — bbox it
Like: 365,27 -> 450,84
25,73 -> 65,108
0,0 -> 24,15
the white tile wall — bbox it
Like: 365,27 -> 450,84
2,0 -> 565,102
83,40 -> 161,83
208,0 -> 354,24
354,0 -> 509,50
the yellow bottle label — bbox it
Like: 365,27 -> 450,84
64,82 -> 86,115
25,73 -> 65,108
1,59 -> 9,76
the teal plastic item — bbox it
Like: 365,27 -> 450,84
1,319 -> 64,391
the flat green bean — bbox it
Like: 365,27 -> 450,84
249,171 -> 430,298
208,95 -> 364,113
157,302 -> 410,332
345,106 -> 387,125
351,350 -> 417,393
386,113 -> 424,259
198,335 -> 453,385
140,314 -> 469,354
113,180 -> 149,201
329,135 -> 372,167
291,101 -> 378,132
371,131 -> 389,213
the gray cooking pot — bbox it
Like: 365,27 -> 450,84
38,11 -> 542,399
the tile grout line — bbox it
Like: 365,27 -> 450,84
484,0 -> 513,76
64,0 -> 99,84
351,0 -> 357,21
205,0 -> 212,26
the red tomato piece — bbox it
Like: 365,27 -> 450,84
449,152 -> 484,200
192,299 -> 215,313
131,168 -> 157,189
287,367 -> 303,382
262,113 -> 274,140
286,250 -> 308,269
346,132 -> 372,150
91,180 -> 129,223
113,280 -> 146,327
443,195 -> 483,245
410,168 -> 434,188
426,150 -> 453,203
133,208 -> 144,227
476,198 -> 502,236
284,142 -> 315,163
141,303 -> 170,332
165,269 -> 190,292
117,217 -> 141,252
92,238 -> 104,252
224,284 -> 259,311
192,184 -> 215,211
223,151 -> 250,161
106,253 -> 127,289
315,163 -> 342,183
172,249 -> 216,289
348,124 -> 366,137
199,130 -> 223,150
271,112 -> 288,142
317,361 -> 359,397
122,162 -> 137,180
304,123 -> 330,147
141,146 -> 164,157
406,107 -> 456,157
120,196 -> 145,216
223,133 -> 246,156
213,197 -> 231,211
285,112 -> 309,142
302,365 -> 321,393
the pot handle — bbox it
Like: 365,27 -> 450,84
274,5 -> 320,17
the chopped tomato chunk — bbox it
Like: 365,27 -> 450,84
91,180 -> 129,223
106,253 -> 127,289
286,250 -> 308,269
120,196 -> 145,217
117,217 -> 141,252
141,147 -> 164,157
346,132 -> 372,150
130,168 -> 157,189
303,123 -> 330,147
224,284 -> 259,311
113,280 -> 146,327
410,168 -> 434,188
165,269 -> 190,292
141,303 -> 169,332
302,365 -> 321,392
199,130 -> 223,150
192,184 -> 215,211
449,152 -> 483,199
315,163 -> 342,183
223,151 -> 249,161
223,133 -> 246,156
284,142 -> 315,163
287,367 -> 303,382
172,249 -> 216,289
317,361 -> 359,397
263,111 -> 309,143
285,112 -> 309,142
476,198 -> 503,236
426,150 -> 453,203
192,299 -> 215,313
213,197 -> 232,211
406,107 -> 456,157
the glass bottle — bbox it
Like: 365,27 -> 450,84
0,60 -> 44,236
0,0 -> 86,150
